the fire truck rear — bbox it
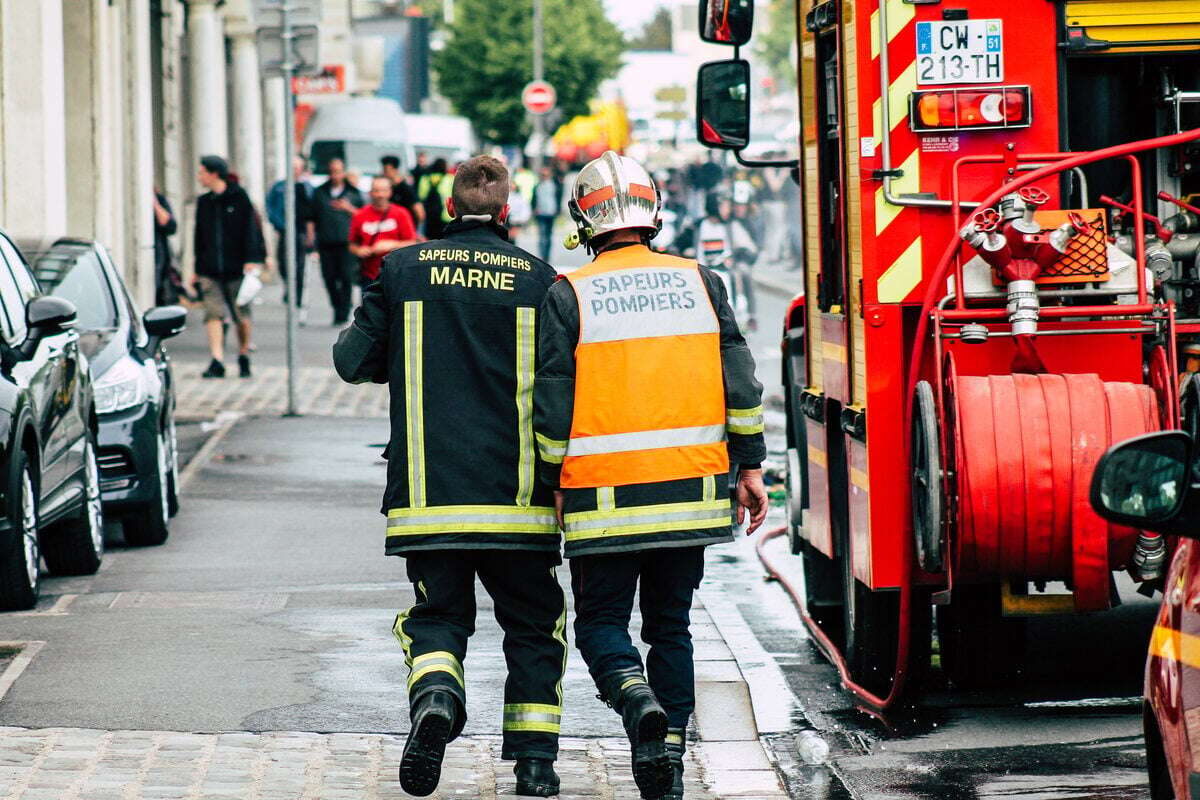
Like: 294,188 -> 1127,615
694,0 -> 1200,708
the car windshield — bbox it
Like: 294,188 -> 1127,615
310,140 -> 408,175
31,248 -> 117,331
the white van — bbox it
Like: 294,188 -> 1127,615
302,97 -> 415,189
404,114 -> 477,165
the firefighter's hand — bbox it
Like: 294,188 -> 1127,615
735,468 -> 768,535
554,491 -> 564,530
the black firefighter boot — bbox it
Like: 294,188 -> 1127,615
399,687 -> 459,797
514,757 -> 561,796
603,670 -> 673,799
665,728 -> 686,799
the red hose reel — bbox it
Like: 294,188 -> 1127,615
946,371 -> 1158,611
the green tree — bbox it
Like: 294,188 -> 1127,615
433,0 -> 625,144
628,7 -> 672,51
754,0 -> 796,88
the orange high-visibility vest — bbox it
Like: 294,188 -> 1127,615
561,246 -> 729,488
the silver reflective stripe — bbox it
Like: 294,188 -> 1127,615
404,301 -> 426,507
597,487 -> 615,511
702,475 -> 716,503
566,502 -> 732,533
572,267 -> 719,344
516,307 -> 536,506
726,405 -> 765,434
537,433 -> 567,463
567,424 -> 726,457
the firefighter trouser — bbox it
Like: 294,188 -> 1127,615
569,546 -> 706,728
395,549 -> 568,761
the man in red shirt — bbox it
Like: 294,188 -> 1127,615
350,176 -> 418,283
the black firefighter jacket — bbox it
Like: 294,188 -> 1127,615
333,219 -> 560,555
534,244 -> 766,558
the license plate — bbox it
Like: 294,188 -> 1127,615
916,19 -> 1004,85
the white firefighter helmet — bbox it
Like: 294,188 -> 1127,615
565,151 -> 661,251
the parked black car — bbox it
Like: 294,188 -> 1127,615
26,239 -> 186,548
0,234 -> 104,611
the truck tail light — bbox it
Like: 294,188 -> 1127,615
909,85 -> 1032,133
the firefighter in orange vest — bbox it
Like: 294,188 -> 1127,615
534,152 -> 768,799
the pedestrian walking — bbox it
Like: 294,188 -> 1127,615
348,175 -> 418,285
153,188 -> 178,306
533,166 -> 562,263
192,155 -> 266,379
312,158 -> 365,325
266,156 -> 316,321
381,155 -> 426,231
417,158 -> 452,240
333,155 -> 567,799
507,178 -> 533,242
534,152 -> 768,800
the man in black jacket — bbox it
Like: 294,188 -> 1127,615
332,155 -> 566,798
312,158 -> 365,325
193,155 -> 266,379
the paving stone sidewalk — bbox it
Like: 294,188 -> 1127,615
0,728 -> 722,800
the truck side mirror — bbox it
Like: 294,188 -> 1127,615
1090,431 -> 1193,531
696,59 -> 751,151
699,0 -> 754,46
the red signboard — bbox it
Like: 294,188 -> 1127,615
522,80 -> 557,115
293,65 -> 345,96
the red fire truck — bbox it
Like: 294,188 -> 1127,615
694,0 -> 1200,709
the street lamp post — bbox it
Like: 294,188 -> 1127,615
532,0 -> 544,171
281,5 -> 299,416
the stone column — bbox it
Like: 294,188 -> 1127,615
187,0 -> 228,159
124,0 -> 157,308
0,0 -> 67,237
229,29 -> 266,209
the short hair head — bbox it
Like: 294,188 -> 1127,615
451,155 -> 509,219
381,155 -> 401,170
199,155 -> 229,181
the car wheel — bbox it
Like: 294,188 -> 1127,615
122,425 -> 171,547
41,433 -> 104,576
165,412 -> 180,517
0,452 -> 39,611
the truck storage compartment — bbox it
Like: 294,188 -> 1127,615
1063,0 -> 1200,53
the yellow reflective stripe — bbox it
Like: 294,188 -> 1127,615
564,499 -> 732,541
516,308 -> 536,506
565,499 -> 732,524
552,570 -> 568,707
404,301 -> 426,507
387,504 -> 559,535
702,475 -> 716,503
620,677 -> 646,691
407,651 -> 464,690
665,732 -> 685,746
392,612 -> 414,668
726,405 -> 765,435
503,703 -> 562,733
503,721 -> 561,733
1149,624 -> 1200,670
536,432 -> 567,464
597,486 -> 615,511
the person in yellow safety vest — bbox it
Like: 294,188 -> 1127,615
333,155 -> 566,798
417,159 -> 455,240
534,151 -> 768,800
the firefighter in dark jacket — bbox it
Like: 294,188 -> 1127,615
534,152 -> 768,800
332,155 -> 566,798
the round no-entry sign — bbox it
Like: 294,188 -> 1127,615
522,81 -> 557,115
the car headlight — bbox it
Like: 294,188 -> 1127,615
94,356 -> 146,414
